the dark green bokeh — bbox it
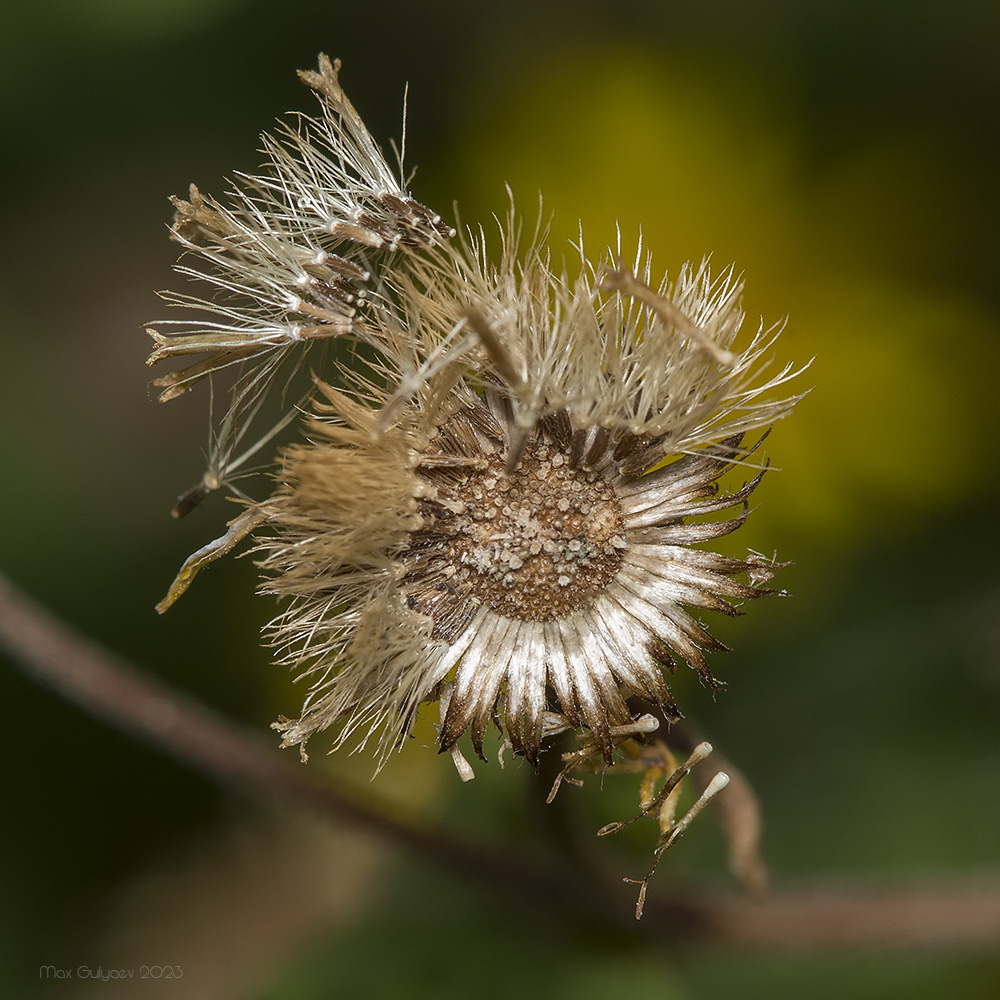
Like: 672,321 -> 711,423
2,1 -> 998,996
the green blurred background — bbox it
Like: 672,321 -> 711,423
2,0 -> 998,996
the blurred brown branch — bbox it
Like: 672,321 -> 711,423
2,569 -> 999,949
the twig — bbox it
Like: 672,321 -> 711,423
0,571 -> 569,905
3,570 -> 1000,949
666,880 -> 1000,950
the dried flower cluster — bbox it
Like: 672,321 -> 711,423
150,56 -> 804,804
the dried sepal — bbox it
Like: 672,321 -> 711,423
155,506 -> 268,614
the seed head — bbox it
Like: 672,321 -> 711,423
150,55 -> 807,779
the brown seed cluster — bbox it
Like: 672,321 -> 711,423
405,438 -> 627,632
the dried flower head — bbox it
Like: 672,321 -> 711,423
150,56 -> 805,787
